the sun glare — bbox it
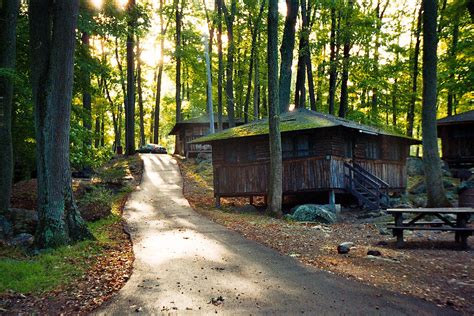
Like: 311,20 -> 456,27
90,0 -> 103,9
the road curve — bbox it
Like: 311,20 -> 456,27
95,154 -> 454,315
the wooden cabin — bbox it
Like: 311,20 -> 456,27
169,115 -> 243,157
191,109 -> 419,210
437,110 -> 474,169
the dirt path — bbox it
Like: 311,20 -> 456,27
96,155 -> 454,315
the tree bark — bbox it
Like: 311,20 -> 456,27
217,0 -> 224,130
267,0 -> 283,217
223,0 -> 237,127
294,0 -> 309,109
328,0 -> 337,115
338,0 -> 353,118
447,19 -> 459,116
278,0 -> 299,113
29,0 -> 93,248
421,0 -> 450,208
0,0 -> 19,216
253,32 -> 261,120
114,38 -> 125,152
243,1 -> 265,123
81,31 -> 93,147
175,0 -> 183,128
407,3 -> 422,137
137,39 -> 145,147
125,0 -> 136,156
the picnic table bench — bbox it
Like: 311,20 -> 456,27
386,208 -> 474,248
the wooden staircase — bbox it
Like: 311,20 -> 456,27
344,162 -> 390,210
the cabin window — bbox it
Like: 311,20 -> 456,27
282,134 -> 311,159
345,139 -> 353,158
224,142 -> 256,163
365,139 -> 380,160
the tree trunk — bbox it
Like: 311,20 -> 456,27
154,0 -> 167,144
407,3 -> 422,137
294,0 -> 309,109
175,0 -> 183,128
204,36 -> 215,134
328,1 -> 337,115
253,32 -> 260,121
243,1 -> 265,123
338,0 -> 353,118
125,0 -> 136,156
447,20 -> 459,117
278,0 -> 299,113
137,39 -> 145,147
267,0 -> 283,217
217,0 -> 224,130
94,117 -> 100,148
421,0 -> 450,208
29,0 -> 93,249
0,0 -> 19,216
81,32 -> 93,147
114,38 -> 125,152
223,0 -> 237,127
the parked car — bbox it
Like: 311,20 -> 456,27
137,144 -> 167,154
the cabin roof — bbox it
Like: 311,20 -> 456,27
191,109 -> 418,144
169,114 -> 244,135
437,110 -> 474,126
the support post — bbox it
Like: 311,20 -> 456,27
249,196 -> 254,205
395,213 -> 404,248
215,196 -> 221,208
329,190 -> 336,207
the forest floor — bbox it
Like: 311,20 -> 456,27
178,158 -> 474,315
0,156 -> 142,315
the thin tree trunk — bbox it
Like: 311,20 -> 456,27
0,0 -> 19,216
328,0 -> 337,115
447,20 -> 459,116
125,0 -> 136,155
81,32 -> 92,147
175,0 -> 183,125
244,1 -> 265,123
295,0 -> 309,109
217,0 -> 224,130
421,0 -> 450,208
407,3 -> 422,137
338,0 -> 353,118
204,36 -> 215,134
137,39 -> 145,147
223,0 -> 237,127
267,0 -> 283,217
253,32 -> 261,120
279,0 -> 299,113
29,0 -> 93,248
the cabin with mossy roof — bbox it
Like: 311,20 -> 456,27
191,109 -> 419,210
169,114 -> 244,157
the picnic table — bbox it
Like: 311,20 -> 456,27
387,208 -> 474,248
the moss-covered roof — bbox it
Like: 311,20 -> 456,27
169,114 -> 244,135
191,109 -> 418,144
437,110 -> 474,125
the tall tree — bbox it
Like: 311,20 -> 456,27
446,17 -> 459,116
0,0 -> 19,216
125,0 -> 136,155
175,0 -> 184,129
29,0 -> 93,248
243,0 -> 265,123
267,0 -> 283,217
327,0 -> 338,115
279,0 -> 299,113
421,0 -> 450,207
407,3 -> 423,137
338,0 -> 353,118
136,39 -> 145,147
81,30 -> 93,147
223,0 -> 237,127
216,0 -> 224,130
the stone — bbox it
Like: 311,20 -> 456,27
196,160 -> 211,173
407,157 -> 424,176
232,204 -> 258,213
0,215 -> 13,240
367,250 -> 382,256
337,242 -> 354,254
9,208 -> 38,235
195,152 -> 212,164
9,233 -> 34,248
409,178 -> 456,195
288,204 -> 337,224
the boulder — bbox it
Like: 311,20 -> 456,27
409,178 -> 456,195
337,242 -> 354,254
232,204 -> 258,213
9,233 -> 34,248
196,160 -> 211,173
0,215 -> 13,240
288,204 -> 337,224
367,249 -> 382,256
195,152 -> 212,164
407,157 -> 424,176
9,208 -> 38,235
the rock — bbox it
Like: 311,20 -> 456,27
407,157 -> 424,176
288,204 -> 337,224
337,242 -> 354,254
232,204 -> 258,213
196,152 -> 212,164
367,250 -> 382,256
196,160 -> 211,173
411,195 -> 426,208
0,215 -> 13,239
9,208 -> 38,235
9,233 -> 34,248
389,194 -> 413,208
376,240 -> 388,246
409,178 -> 456,195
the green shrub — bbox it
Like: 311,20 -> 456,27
95,167 -> 127,184
78,186 -> 114,221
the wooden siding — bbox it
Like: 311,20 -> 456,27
355,159 -> 407,189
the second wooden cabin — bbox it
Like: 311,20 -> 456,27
192,109 -> 419,210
